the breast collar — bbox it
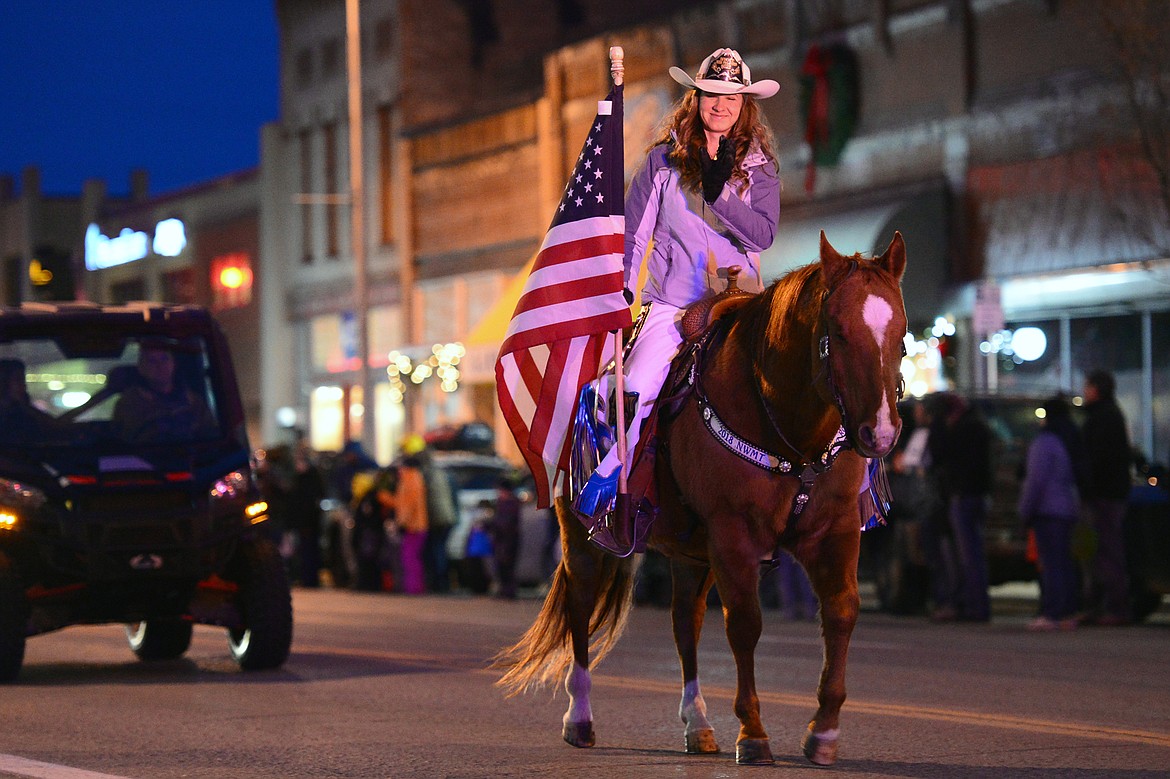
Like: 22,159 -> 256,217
684,321 -> 851,519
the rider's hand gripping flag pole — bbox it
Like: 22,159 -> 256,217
609,46 -> 631,533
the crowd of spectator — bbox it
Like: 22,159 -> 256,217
252,366 -> 1160,628
254,432 -> 545,599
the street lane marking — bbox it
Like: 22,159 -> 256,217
0,755 -> 132,779
296,644 -> 1170,750
588,675 -> 1170,749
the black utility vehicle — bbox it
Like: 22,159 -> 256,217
0,303 -> 292,681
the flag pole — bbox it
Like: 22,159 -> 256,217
609,46 -> 630,509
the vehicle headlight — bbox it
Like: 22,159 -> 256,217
245,500 -> 269,524
0,478 -> 48,531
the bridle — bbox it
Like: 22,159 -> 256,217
809,263 -> 906,445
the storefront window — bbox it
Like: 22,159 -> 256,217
991,319 -> 1062,395
310,385 -> 345,452
369,305 -> 402,368
1071,313 -> 1143,458
310,315 -> 345,373
1151,311 -> 1170,470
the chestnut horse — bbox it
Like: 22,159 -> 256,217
496,232 -> 908,766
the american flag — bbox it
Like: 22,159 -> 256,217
496,84 -> 631,507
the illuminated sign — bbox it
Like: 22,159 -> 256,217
28,259 -> 53,285
85,218 -> 188,270
152,218 -> 187,256
210,252 -> 254,310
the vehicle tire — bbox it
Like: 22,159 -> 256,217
0,552 -> 27,683
227,537 -> 293,671
125,619 -> 193,661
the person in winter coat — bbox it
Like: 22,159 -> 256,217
1080,369 -> 1134,625
489,478 -> 522,599
577,47 -> 781,515
287,443 -> 327,588
927,393 -> 993,622
1018,395 -> 1085,630
394,453 -> 429,594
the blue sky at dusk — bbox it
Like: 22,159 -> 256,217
1,2 -> 280,197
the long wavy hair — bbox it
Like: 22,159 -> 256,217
650,89 -> 777,194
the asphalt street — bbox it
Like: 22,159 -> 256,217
1,585 -> 1168,779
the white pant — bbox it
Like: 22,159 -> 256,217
596,303 -> 685,477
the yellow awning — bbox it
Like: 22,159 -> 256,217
463,254 -> 537,347
463,243 -> 651,349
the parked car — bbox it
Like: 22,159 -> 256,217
0,303 -> 292,681
430,450 -> 550,592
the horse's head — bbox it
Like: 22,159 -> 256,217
817,231 -> 908,459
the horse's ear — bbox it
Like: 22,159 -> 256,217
819,230 -> 851,287
877,231 -> 907,282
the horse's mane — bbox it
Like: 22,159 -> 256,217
737,263 -> 826,362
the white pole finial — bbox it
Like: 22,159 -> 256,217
610,45 -> 624,86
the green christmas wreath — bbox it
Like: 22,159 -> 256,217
799,43 -> 860,168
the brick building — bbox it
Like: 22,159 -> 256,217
261,0 -> 1170,468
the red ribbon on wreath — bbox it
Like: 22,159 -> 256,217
799,43 -> 859,196
801,44 -> 832,195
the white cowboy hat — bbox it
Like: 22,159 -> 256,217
668,47 -> 780,99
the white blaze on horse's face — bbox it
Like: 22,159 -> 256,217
862,293 -> 899,451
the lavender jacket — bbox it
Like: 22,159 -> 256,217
624,143 -> 780,308
1018,430 -> 1081,522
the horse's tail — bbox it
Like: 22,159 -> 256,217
493,501 -> 637,697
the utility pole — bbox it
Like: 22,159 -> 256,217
346,0 -> 374,452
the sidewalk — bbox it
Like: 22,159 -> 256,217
860,579 -> 1170,625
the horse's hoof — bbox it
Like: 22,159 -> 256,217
735,737 -> 774,765
801,727 -> 839,766
562,720 -> 596,748
685,728 -> 720,754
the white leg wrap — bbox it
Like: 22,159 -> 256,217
679,679 -> 711,729
564,662 -> 593,725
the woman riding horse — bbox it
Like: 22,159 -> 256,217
575,47 -> 781,517
497,231 -> 908,767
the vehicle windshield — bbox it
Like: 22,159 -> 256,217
0,333 -> 223,449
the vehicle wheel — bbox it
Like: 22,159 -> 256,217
125,619 -> 193,661
227,537 -> 293,671
0,552 -> 27,683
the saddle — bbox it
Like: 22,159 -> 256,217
679,265 -> 755,341
571,267 -> 757,556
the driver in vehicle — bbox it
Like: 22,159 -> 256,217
111,341 -> 217,443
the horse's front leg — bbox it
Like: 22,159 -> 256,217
798,529 -> 861,766
710,541 -> 773,765
670,559 -> 719,755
